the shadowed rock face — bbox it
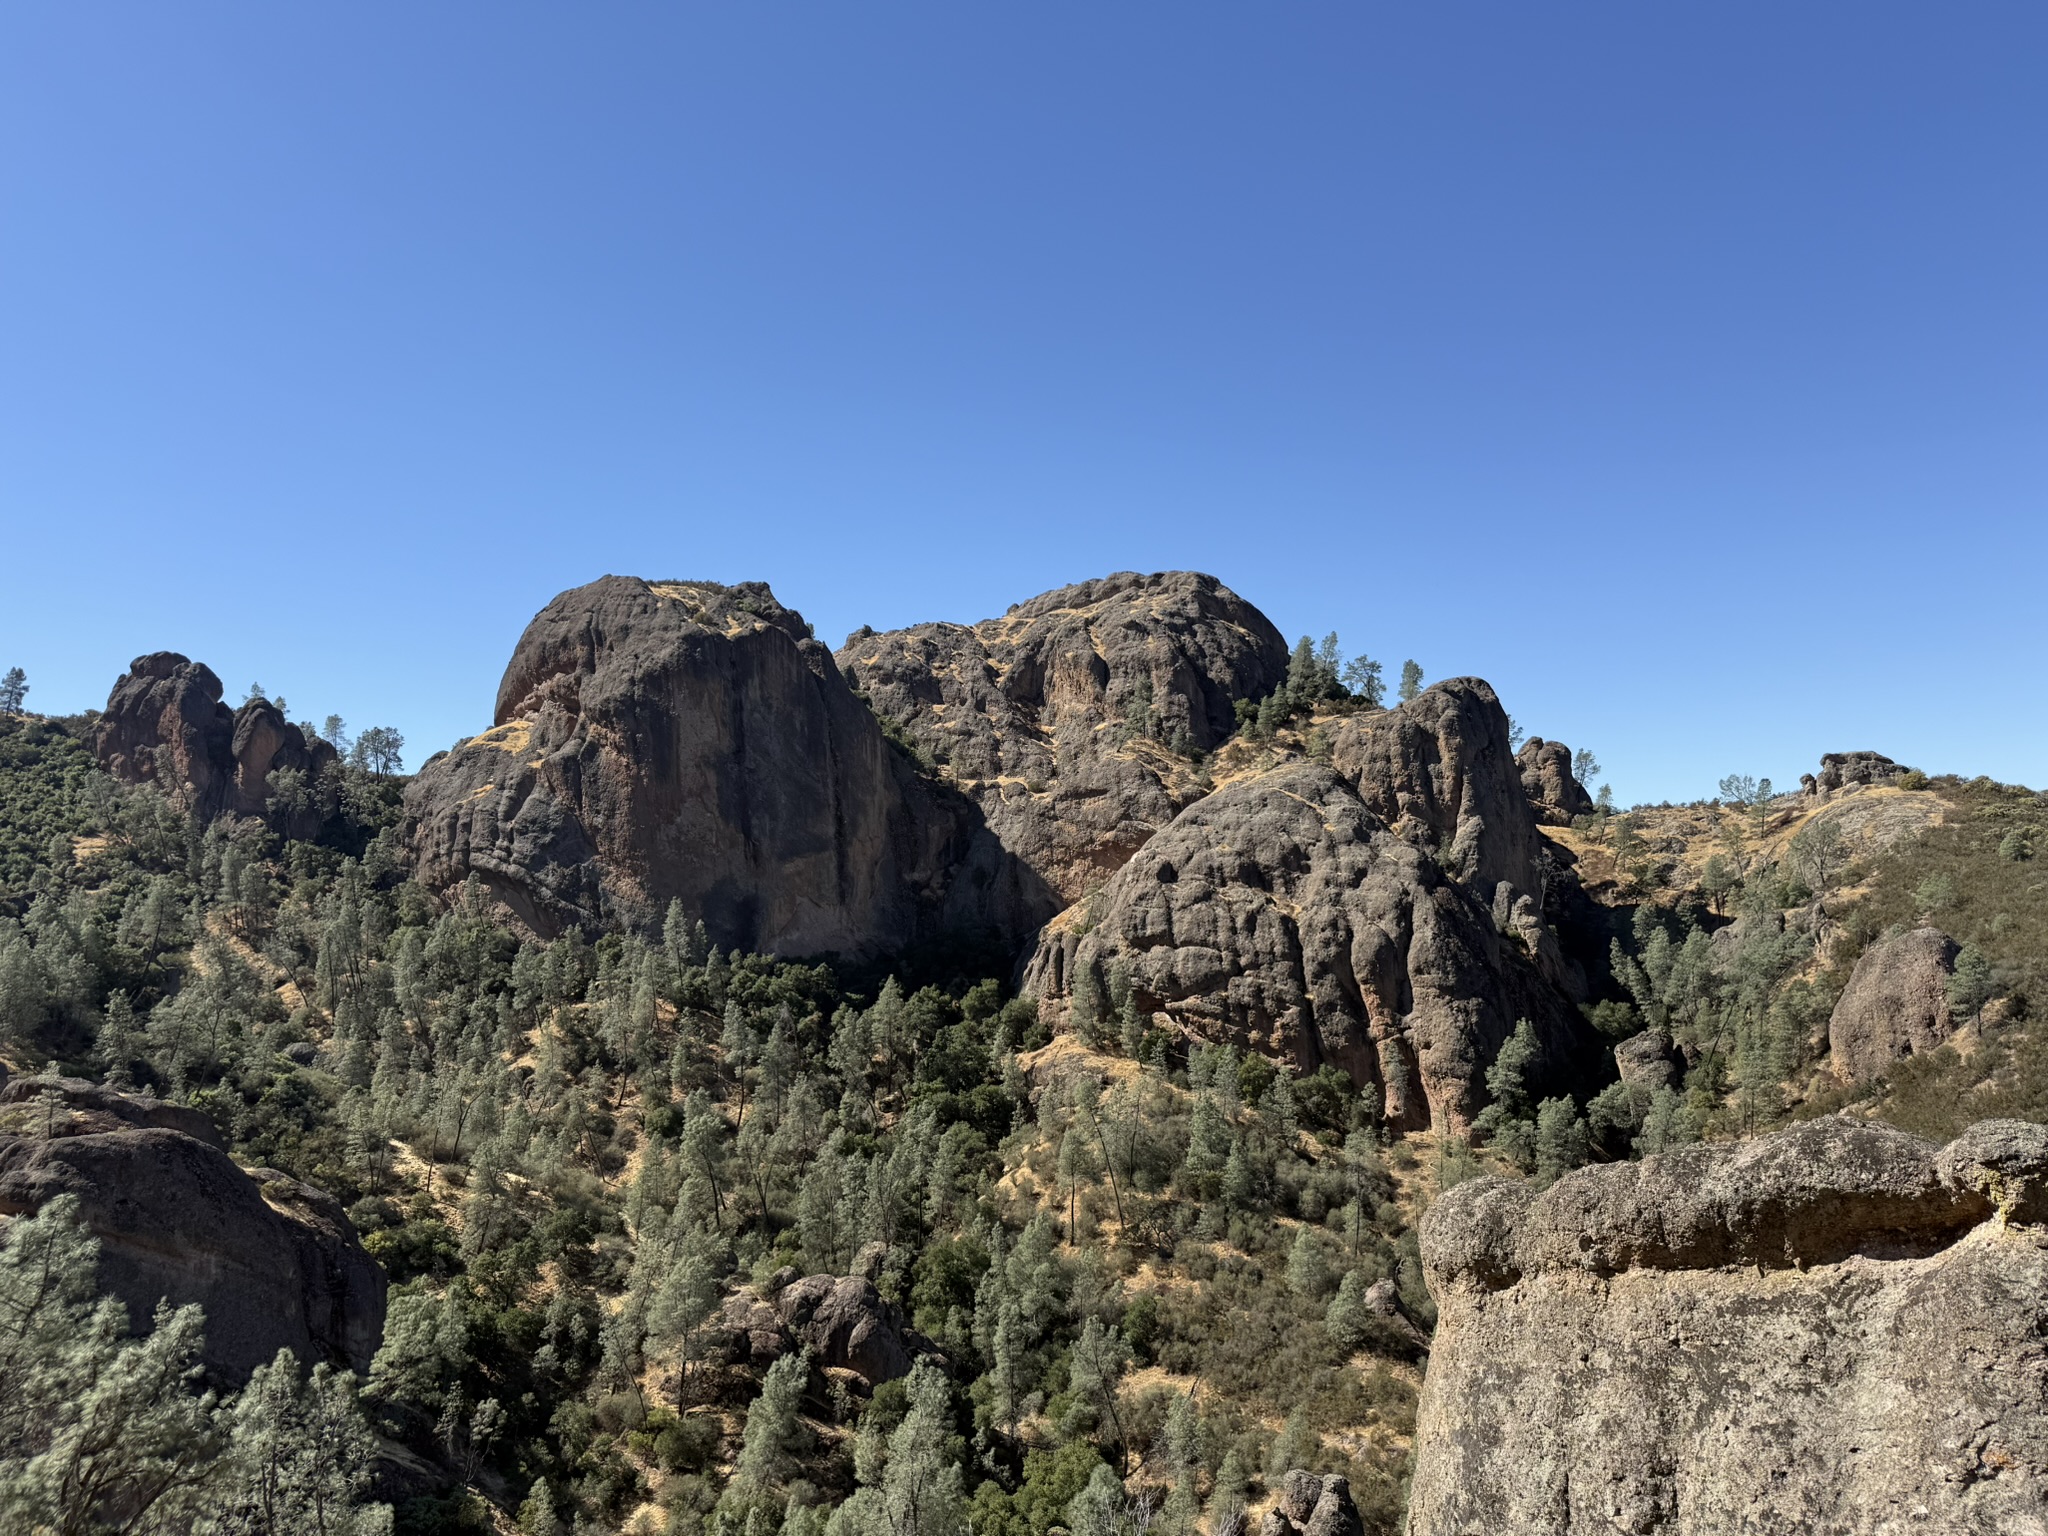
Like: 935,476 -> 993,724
95,653 -> 337,835
836,571 -> 1288,915
1022,759 -> 1590,1131
0,1089 -> 386,1384
1408,1116 -> 2048,1536
1024,679 -> 1593,1129
406,576 -> 1047,953
1829,926 -> 1962,1083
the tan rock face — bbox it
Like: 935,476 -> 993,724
406,576 -> 1046,953
835,570 -> 1288,912
0,1085 -> 386,1384
1828,925 -> 1960,1082
1408,1116 -> 2048,1536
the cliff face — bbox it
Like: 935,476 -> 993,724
1408,1116 -> 2048,1535
836,570 -> 1288,916
1023,680 -> 1594,1130
0,1077 -> 387,1384
406,576 -> 1048,953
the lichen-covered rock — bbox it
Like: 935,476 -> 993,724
1828,925 -> 1960,1082
836,571 -> 1287,913
406,576 -> 1043,953
95,653 -> 337,834
0,1112 -> 386,1383
1514,737 -> 1594,826
1265,1473 -> 1362,1536
1022,761 -> 1590,1130
0,1074 -> 225,1149
1408,1116 -> 2046,1535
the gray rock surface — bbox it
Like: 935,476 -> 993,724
1408,1115 -> 2047,1535
1807,749 -> 1911,798
0,1110 -> 386,1383
406,576 -> 1045,953
836,571 -> 1287,914
1514,737 -> 1595,827
0,1074 -> 226,1149
1265,1473 -> 1362,1536
772,1273 -> 939,1387
96,653 -> 337,833
1022,760 -> 1589,1130
1828,925 -> 1961,1082
1611,1027 -> 1681,1094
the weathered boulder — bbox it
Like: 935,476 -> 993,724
0,1108 -> 386,1384
406,576 -> 1043,953
1514,737 -> 1594,826
836,571 -> 1288,914
1611,1027 -> 1681,1094
1408,1116 -> 2048,1535
1828,925 -> 1960,1082
1022,761 -> 1591,1131
1803,749 -> 1911,799
772,1273 -> 940,1387
95,653 -> 336,833
1265,1472 -> 1362,1536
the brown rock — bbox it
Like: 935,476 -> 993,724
836,571 -> 1288,912
771,1272 -> 939,1387
405,576 -> 1042,953
1409,1116 -> 2043,1536
1513,737 -> 1594,826
1827,926 -> 1960,1082
1809,750 -> 1911,798
95,654 -> 336,833
1022,761 -> 1591,1131
1277,1468 -> 1324,1524
0,1074 -> 226,1149
0,1115 -> 386,1383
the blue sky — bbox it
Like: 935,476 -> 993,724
3,4 -> 2043,804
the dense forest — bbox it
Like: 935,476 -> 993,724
0,683 -> 2042,1536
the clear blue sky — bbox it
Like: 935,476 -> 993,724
3,4 -> 2043,805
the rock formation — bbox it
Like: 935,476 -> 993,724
1025,678 -> 1594,1128
1408,1115 -> 2048,1535
1266,1471 -> 1364,1536
0,1078 -> 386,1384
1828,925 -> 1961,1082
1023,757 -> 1590,1131
836,571 -> 1288,912
406,576 -> 1047,953
1800,749 -> 1912,799
1514,737 -> 1595,826
96,653 -> 337,835
712,1266 -> 941,1389
1611,1026 -> 1681,1094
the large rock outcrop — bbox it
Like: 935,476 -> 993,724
1408,1115 -> 2048,1535
1023,758 -> 1588,1131
96,653 -> 337,834
1514,737 -> 1595,826
1829,926 -> 1961,1082
836,571 -> 1288,915
406,576 -> 1044,952
1802,749 -> 1912,799
0,1080 -> 386,1383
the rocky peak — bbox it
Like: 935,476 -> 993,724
836,570 -> 1288,909
406,575 -> 1042,953
1514,736 -> 1595,826
1801,749 -> 1912,799
96,652 -> 335,834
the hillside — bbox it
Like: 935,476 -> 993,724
0,571 -> 2041,1536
